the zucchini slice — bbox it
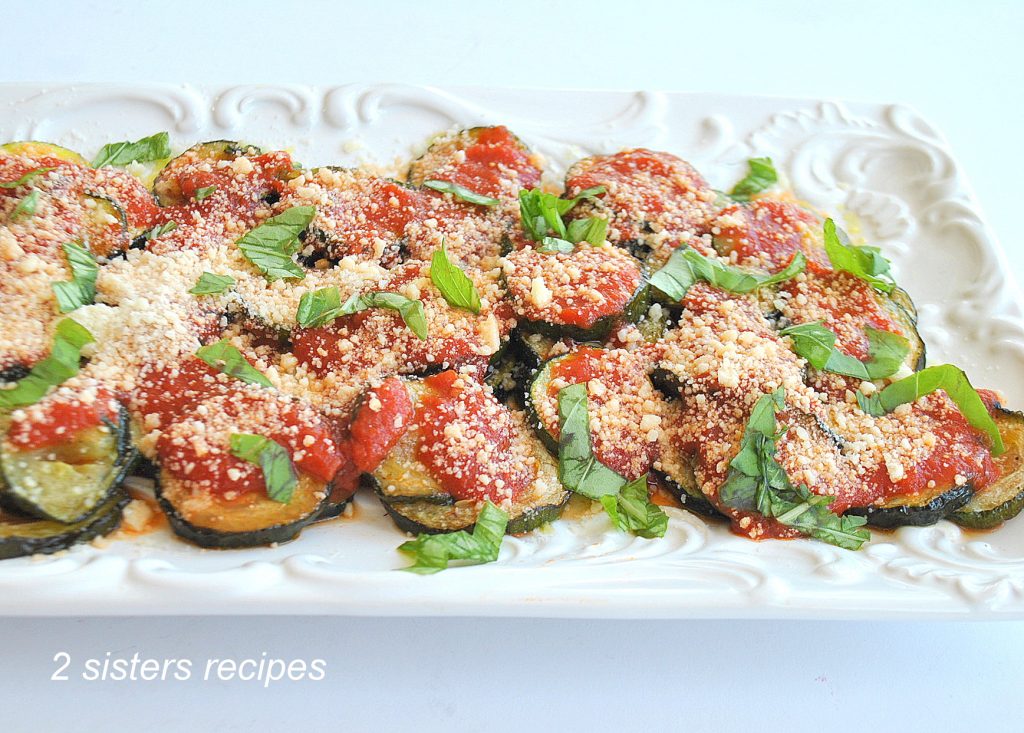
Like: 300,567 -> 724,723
0,491 -> 128,560
155,471 -> 330,549
653,455 -> 722,519
0,141 -> 88,166
951,409 -> 1024,529
881,291 -> 926,372
370,378 -> 570,534
0,407 -> 136,524
153,140 -> 262,206
82,192 -> 131,258
845,483 -> 973,529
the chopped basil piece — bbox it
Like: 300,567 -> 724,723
345,292 -> 428,340
422,179 -> 500,206
856,364 -> 1004,454
0,319 -> 94,409
51,241 -> 98,313
195,339 -> 272,388
729,157 -> 778,202
518,185 -> 606,241
189,272 -> 235,295
538,237 -> 576,254
0,167 -> 54,189
10,189 -> 39,221
91,132 -> 172,168
295,286 -> 428,339
823,218 -> 895,294
566,216 -> 607,246
143,221 -> 178,241
236,206 -> 315,281
557,384 -> 669,537
600,475 -> 668,539
780,322 -> 908,380
557,383 -> 625,499
430,242 -> 480,314
718,388 -> 870,550
296,287 -> 344,328
649,245 -> 805,301
229,433 -> 298,503
194,185 -> 217,202
398,500 -> 508,574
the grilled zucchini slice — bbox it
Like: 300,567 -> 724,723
0,407 -> 136,524
370,378 -> 570,534
155,471 -> 330,549
0,491 -> 128,560
951,408 -> 1024,529
153,140 -> 262,206
0,141 -> 88,166
653,453 -> 722,519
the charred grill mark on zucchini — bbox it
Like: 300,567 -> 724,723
951,408 -> 1024,529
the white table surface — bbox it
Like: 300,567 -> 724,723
3,1 -> 1024,731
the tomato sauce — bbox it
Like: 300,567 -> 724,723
431,126 -> 541,198
6,388 -> 120,450
155,392 -> 341,497
414,370 -> 530,501
565,149 -> 714,242
713,199 -> 828,271
545,347 -> 658,478
782,270 -> 902,360
132,358 -> 231,428
347,377 -> 414,472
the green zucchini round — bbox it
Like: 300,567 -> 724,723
369,378 -> 570,535
0,406 -> 137,524
844,483 -> 974,529
0,491 -> 129,560
517,281 -> 651,342
153,140 -> 262,206
155,471 -> 330,549
951,408 -> 1024,529
0,141 -> 88,165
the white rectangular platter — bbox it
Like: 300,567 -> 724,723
1,83 -> 1023,618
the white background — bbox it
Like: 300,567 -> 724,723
3,1 -> 1024,730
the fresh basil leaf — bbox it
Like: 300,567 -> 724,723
823,218 -> 895,294
144,221 -> 177,241
194,185 -> 217,202
0,167 -> 54,189
566,216 -> 607,246
10,189 -> 39,221
430,242 -> 481,313
295,286 -> 428,339
600,475 -> 668,539
51,241 -> 98,313
398,500 -> 508,574
650,246 -> 805,301
719,388 -> 871,550
195,338 -> 272,388
729,157 -> 778,202
236,206 -> 315,281
91,132 -> 172,168
538,237 -> 576,254
860,364 -> 1004,454
345,292 -> 428,340
296,286 -> 344,328
556,383 -> 626,499
189,271 -> 235,295
422,179 -> 500,206
518,186 -> 606,241
229,433 -> 297,503
0,319 -> 94,409
780,322 -> 908,380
